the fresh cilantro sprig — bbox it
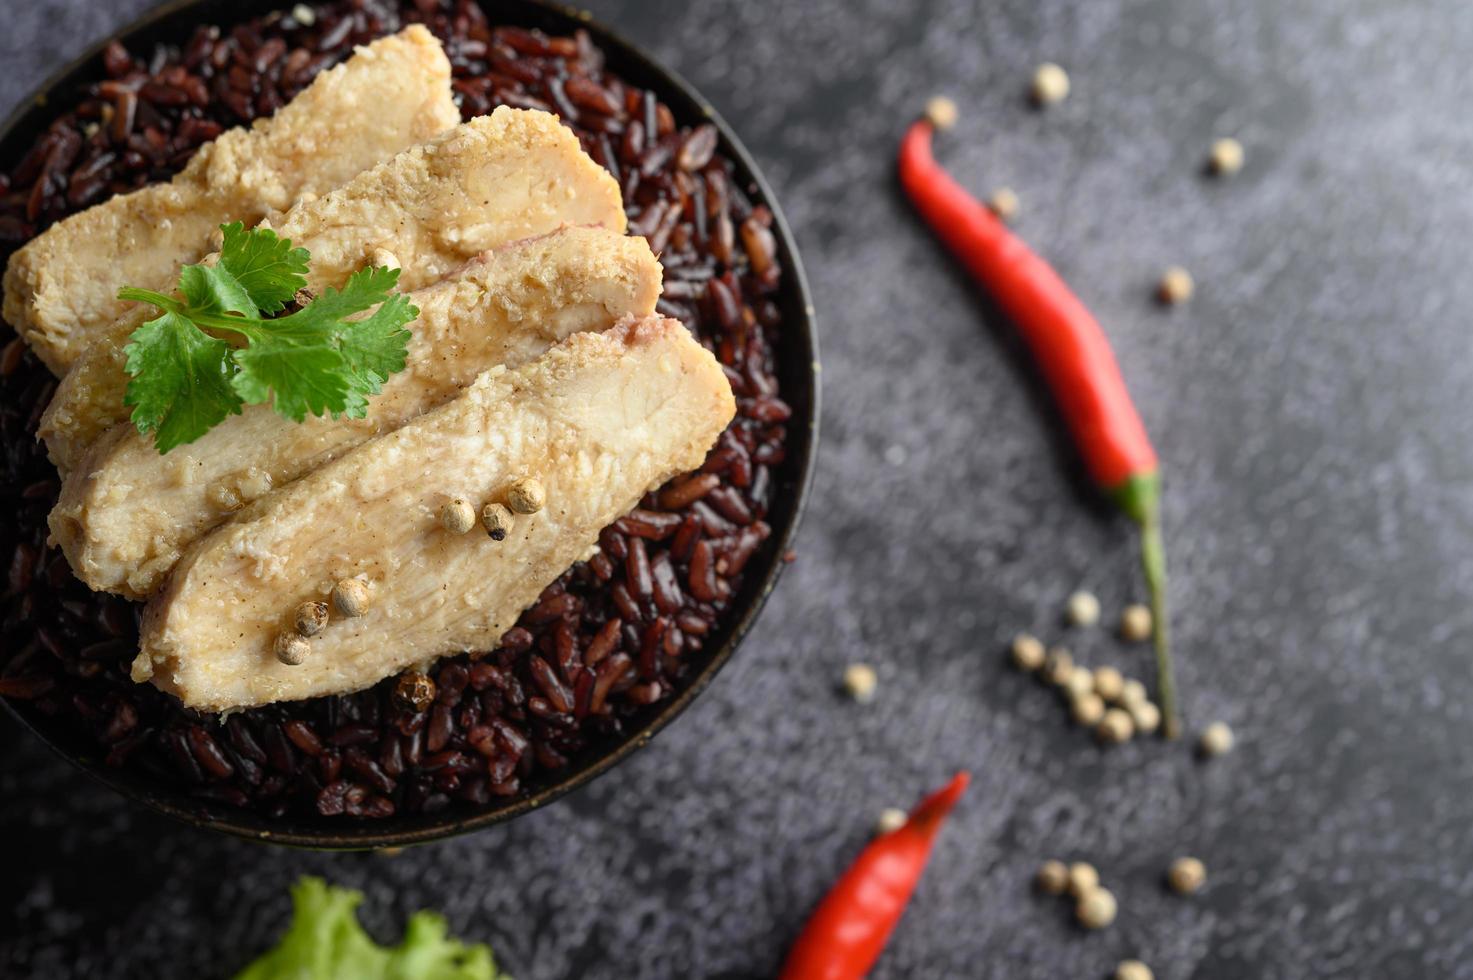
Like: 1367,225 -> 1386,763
120,222 -> 417,453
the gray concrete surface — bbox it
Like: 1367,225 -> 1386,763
5,1 -> 1473,977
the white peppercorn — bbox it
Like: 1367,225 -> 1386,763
1199,721 -> 1234,757
843,663 -> 878,703
1043,647 -> 1075,686
505,476 -> 546,515
332,578 -> 370,618
1098,707 -> 1135,744
294,600 -> 328,637
1129,699 -> 1162,735
987,187 -> 1019,223
1010,632 -> 1046,671
1167,856 -> 1206,894
1119,604 -> 1152,642
1158,266 -> 1195,305
1209,137 -> 1245,176
1116,960 -> 1154,980
1093,665 -> 1125,702
1120,678 -> 1148,707
440,498 -> 476,534
1031,62 -> 1070,106
1063,665 -> 1095,698
1071,691 -> 1106,726
1066,590 -> 1100,627
1066,861 -> 1099,898
925,95 -> 958,130
1076,887 -> 1117,929
1037,859 -> 1069,895
274,632 -> 309,666
876,807 -> 908,835
481,502 -> 513,541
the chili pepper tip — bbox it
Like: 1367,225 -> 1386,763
924,96 -> 959,131
907,771 -> 970,830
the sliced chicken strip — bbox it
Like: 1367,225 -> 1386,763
53,227 -> 661,599
135,318 -> 735,712
40,106 -> 625,472
3,25 -> 458,375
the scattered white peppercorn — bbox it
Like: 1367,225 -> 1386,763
1098,707 -> 1135,744
1037,859 -> 1070,895
1070,691 -> 1106,727
1010,632 -> 1046,671
925,95 -> 959,130
1030,62 -> 1070,106
290,2 -> 316,26
1129,700 -> 1162,735
274,632 -> 309,666
331,578 -> 370,618
294,600 -> 328,637
876,807 -> 909,835
1063,665 -> 1095,698
1066,861 -> 1099,898
369,246 -> 401,271
1119,603 -> 1153,642
481,502 -> 513,541
1199,721 -> 1235,757
1167,856 -> 1206,895
987,187 -> 1019,223
439,498 -> 477,534
1076,886 -> 1118,929
1119,678 -> 1148,707
1043,647 -> 1075,686
1116,960 -> 1154,980
1093,665 -> 1124,702
505,476 -> 546,515
1158,266 -> 1195,305
1065,590 -> 1100,627
1208,136 -> 1245,176
843,663 -> 878,703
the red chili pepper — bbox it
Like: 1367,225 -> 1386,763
897,106 -> 1178,738
778,772 -> 970,980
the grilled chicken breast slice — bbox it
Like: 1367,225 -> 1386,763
53,227 -> 661,599
3,25 -> 458,375
39,106 -> 625,472
134,318 -> 736,712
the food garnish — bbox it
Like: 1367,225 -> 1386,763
987,186 -> 1020,223
274,632 -> 309,667
1030,62 -> 1071,106
1036,859 -> 1070,895
1157,265 -> 1195,305
899,104 -> 1180,737
1198,721 -> 1234,757
1119,603 -> 1153,642
440,498 -> 477,534
841,662 -> 878,703
1093,665 -> 1125,701
1010,632 -> 1046,671
232,876 -> 505,980
1208,136 -> 1245,176
1065,589 -> 1101,627
1077,886 -> 1119,929
331,577 -> 371,618
1067,861 -> 1100,898
119,221 -> 417,453
1116,960 -> 1155,980
295,600 -> 329,637
1098,706 -> 1135,744
779,772 -> 970,980
481,502 -> 513,541
504,476 -> 546,515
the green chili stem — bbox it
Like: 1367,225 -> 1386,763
1138,510 -> 1178,739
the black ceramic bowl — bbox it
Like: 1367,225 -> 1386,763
0,0 -> 817,848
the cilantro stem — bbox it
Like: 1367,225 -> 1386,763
119,286 -> 265,341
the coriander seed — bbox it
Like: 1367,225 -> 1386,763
1037,859 -> 1069,895
1158,266 -> 1194,305
1010,632 -> 1046,671
1071,690 -> 1106,726
843,663 -> 878,703
481,502 -> 513,541
1076,886 -> 1117,929
393,670 -> 437,712
1116,960 -> 1154,980
1209,136 -> 1245,176
876,807 -> 909,835
1098,707 -> 1134,744
440,498 -> 476,534
1199,721 -> 1234,757
1066,590 -> 1100,626
505,476 -> 546,515
1119,603 -> 1152,642
987,187 -> 1019,223
294,600 -> 328,637
1093,665 -> 1125,702
274,632 -> 309,666
1043,647 -> 1075,686
332,577 -> 370,618
1066,861 -> 1099,898
1031,62 -> 1070,106
1167,856 -> 1206,894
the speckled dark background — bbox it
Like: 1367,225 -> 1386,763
4,0 -> 1471,977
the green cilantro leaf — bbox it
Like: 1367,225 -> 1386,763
121,224 -> 416,453
122,311 -> 243,452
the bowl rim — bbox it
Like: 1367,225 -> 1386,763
0,0 -> 819,849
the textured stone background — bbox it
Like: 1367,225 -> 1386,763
6,0 -> 1473,977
